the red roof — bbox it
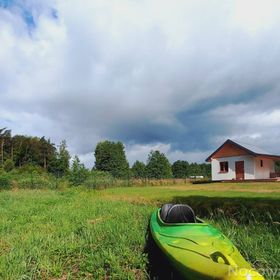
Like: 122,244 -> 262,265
206,139 -> 280,162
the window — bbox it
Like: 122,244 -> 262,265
220,161 -> 229,173
260,160 -> 263,167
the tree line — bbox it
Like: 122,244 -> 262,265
0,128 -> 70,176
0,128 -> 211,179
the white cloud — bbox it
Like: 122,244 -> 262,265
126,142 -> 211,166
126,143 -> 171,165
1,0 -> 280,164
245,110 -> 280,127
231,0 -> 280,34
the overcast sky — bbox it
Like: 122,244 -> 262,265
1,0 -> 280,167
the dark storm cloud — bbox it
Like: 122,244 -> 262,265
1,0 -> 280,166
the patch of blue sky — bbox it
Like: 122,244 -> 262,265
51,8 -> 58,19
22,9 -> 35,28
0,0 -> 35,28
0,0 -> 13,8
0,0 -> 58,29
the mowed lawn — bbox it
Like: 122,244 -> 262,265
0,182 -> 279,279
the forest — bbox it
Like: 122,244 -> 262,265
0,127 -> 211,187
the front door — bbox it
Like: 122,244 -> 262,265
235,161 -> 245,180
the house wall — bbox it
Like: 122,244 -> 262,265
253,157 -> 275,179
211,155 -> 255,180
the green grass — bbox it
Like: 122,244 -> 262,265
0,183 -> 279,279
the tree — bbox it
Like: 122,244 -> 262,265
8,135 -> 56,168
57,140 -> 71,175
131,160 -> 146,178
200,163 -> 211,178
0,128 -> 11,166
187,162 -> 211,178
69,155 -> 89,186
145,150 -> 172,179
39,137 -> 56,170
275,161 -> 280,173
49,140 -> 71,176
94,141 -> 129,178
172,160 -> 189,178
0,128 -> 7,166
0,128 -> 72,173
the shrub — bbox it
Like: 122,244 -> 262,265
84,177 -> 115,189
3,159 -> 15,172
69,156 -> 89,186
17,164 -> 45,175
9,163 -> 58,189
0,173 -> 11,190
16,173 -> 56,189
91,170 -> 113,178
84,170 -> 114,189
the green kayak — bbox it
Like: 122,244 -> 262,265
150,204 -> 265,280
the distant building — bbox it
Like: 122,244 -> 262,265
206,139 -> 280,181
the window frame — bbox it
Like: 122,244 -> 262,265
219,161 -> 229,173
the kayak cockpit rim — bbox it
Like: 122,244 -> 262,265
156,209 -> 207,227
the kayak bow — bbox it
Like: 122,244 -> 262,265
150,204 -> 265,280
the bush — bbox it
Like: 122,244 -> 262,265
84,170 -> 115,189
0,173 -> 11,190
3,159 -> 15,172
91,170 -> 113,179
69,156 -> 89,186
16,173 -> 57,189
17,164 -> 45,175
84,177 -> 115,189
17,175 -> 52,189
7,163 -> 58,189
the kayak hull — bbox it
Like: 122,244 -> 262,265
150,209 -> 264,280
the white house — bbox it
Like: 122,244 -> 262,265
206,139 -> 280,181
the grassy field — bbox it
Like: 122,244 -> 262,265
0,182 -> 279,279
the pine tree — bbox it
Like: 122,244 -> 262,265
69,155 -> 89,186
57,140 -> 71,176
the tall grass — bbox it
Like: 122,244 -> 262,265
214,216 -> 280,279
0,190 -> 152,279
84,177 -> 192,189
0,187 -> 279,279
0,169 -> 66,190
0,167 -> 194,191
